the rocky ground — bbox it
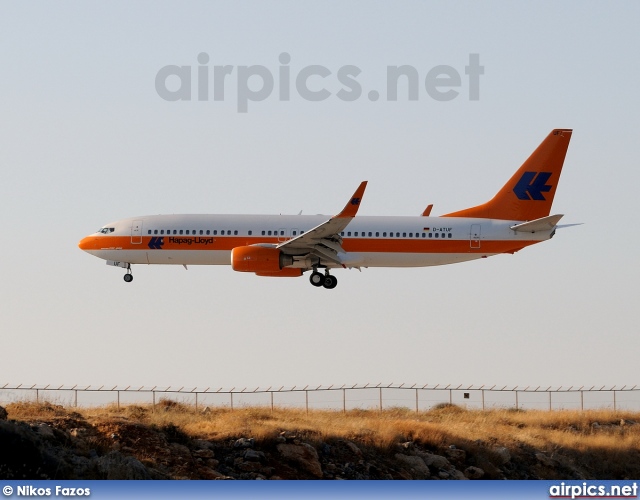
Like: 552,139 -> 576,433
0,402 -> 637,480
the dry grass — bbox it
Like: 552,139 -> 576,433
5,400 -> 640,475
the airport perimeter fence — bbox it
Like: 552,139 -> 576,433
2,383 -> 640,413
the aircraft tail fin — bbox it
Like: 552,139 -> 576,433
442,129 -> 572,221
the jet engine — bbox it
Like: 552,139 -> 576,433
231,246 -> 295,274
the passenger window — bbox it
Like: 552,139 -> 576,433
347,232 -> 351,236
340,232 -> 344,236
293,231 -> 297,236
376,232 -> 379,237
153,230 -> 157,235
389,233 -> 393,238
227,230 -> 231,235
199,230 -> 203,235
179,230 -> 183,235
301,230 -> 304,233
234,230 -> 238,235
147,230 -> 152,234
248,230 -> 252,235
402,233 -> 406,237
409,233 -> 413,237
173,230 -> 177,235
262,231 -> 265,235
435,233 -> 439,238
268,231 -> 272,235
448,233 -> 452,238
396,233 -> 400,237
206,230 -> 210,235
368,232 -> 372,237
429,233 -> 432,238
355,232 -> 358,236
383,232 -> 387,237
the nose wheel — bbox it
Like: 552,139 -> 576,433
123,265 -> 133,283
309,270 -> 338,289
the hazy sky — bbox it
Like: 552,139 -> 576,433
1,1 -> 639,397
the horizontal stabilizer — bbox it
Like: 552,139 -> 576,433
510,214 -> 564,233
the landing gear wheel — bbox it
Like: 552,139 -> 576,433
323,275 -> 338,289
309,271 -> 324,287
123,273 -> 133,283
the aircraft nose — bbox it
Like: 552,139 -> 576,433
78,236 -> 95,251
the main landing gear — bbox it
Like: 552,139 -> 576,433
309,270 -> 338,289
123,265 -> 133,283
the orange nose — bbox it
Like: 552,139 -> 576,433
78,236 -> 95,251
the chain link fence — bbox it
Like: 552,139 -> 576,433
1,383 -> 639,412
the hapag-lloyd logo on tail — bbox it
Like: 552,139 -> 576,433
513,171 -> 553,201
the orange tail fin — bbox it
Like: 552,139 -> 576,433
442,129 -> 572,221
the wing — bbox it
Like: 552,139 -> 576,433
276,181 -> 367,266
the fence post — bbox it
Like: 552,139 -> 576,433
415,388 -> 418,413
482,389 -> 485,411
343,389 -> 346,413
230,392 -> 234,411
117,391 -> 120,410
36,389 -> 39,404
580,391 -> 584,411
195,392 -> 198,412
74,390 -> 77,408
379,387 -> 382,412
449,389 -> 452,406
152,391 -> 156,411
613,391 -> 617,411
305,390 -> 309,414
271,392 -> 274,412
515,391 -> 519,410
549,391 -> 552,411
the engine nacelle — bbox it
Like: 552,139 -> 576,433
231,246 -> 294,273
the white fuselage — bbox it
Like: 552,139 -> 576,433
79,213 -> 549,269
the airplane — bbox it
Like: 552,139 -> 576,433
78,129 -> 573,289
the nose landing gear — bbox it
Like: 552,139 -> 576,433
123,265 -> 133,283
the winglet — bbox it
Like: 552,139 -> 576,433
335,181 -> 368,218
421,204 -> 433,217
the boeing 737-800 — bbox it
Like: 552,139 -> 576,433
78,129 -> 573,289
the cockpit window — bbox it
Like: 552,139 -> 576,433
97,227 -> 115,234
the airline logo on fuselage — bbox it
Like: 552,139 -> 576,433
147,236 -> 215,249
513,171 -> 553,201
168,237 -> 214,246
148,237 -> 164,249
